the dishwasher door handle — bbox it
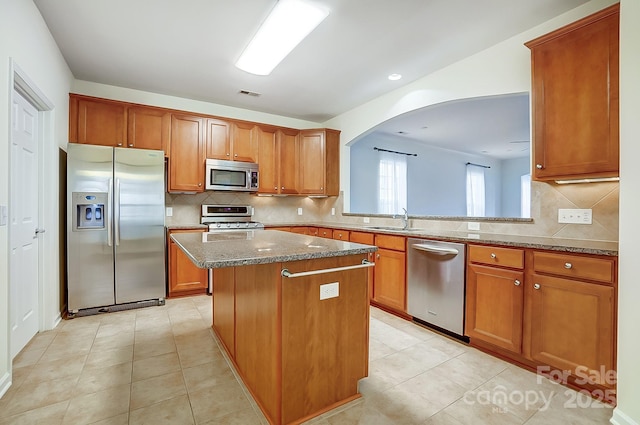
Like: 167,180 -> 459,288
412,244 -> 459,256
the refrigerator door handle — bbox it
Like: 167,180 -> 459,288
114,178 -> 121,246
107,178 -> 113,247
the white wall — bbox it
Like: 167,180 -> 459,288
613,0 -> 640,424
0,0 -> 74,397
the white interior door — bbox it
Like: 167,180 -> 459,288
10,89 -> 40,359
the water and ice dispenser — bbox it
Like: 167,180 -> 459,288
72,192 -> 107,231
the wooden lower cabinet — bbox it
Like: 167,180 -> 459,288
332,229 -> 349,240
466,244 -> 617,397
526,273 -> 615,388
373,247 -> 406,312
466,264 -> 524,354
167,229 -> 208,297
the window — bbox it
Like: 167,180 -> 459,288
466,164 -> 485,217
378,151 -> 407,214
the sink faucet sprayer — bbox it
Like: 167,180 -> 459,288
401,208 -> 408,229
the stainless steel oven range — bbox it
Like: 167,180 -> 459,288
200,204 -> 264,293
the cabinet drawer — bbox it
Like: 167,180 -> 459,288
375,234 -> 405,251
332,229 -> 350,241
318,227 -> 333,238
532,252 -> 615,284
350,231 -> 374,245
469,245 -> 524,269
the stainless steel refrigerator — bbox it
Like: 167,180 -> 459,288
67,144 -> 166,314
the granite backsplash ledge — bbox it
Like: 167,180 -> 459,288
165,180 -> 619,243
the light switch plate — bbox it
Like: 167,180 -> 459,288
297,207 -> 303,215
363,217 -> 370,223
320,282 -> 339,300
558,208 -> 592,224
0,205 -> 7,226
165,207 -> 173,217
467,222 -> 480,231
331,207 -> 335,216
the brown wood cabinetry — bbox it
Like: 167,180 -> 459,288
373,234 -> 406,312
317,227 -> 333,238
526,251 -> 616,388
167,229 -> 208,297
70,95 -> 127,147
526,4 -> 619,181
169,114 -> 206,192
230,121 -> 258,162
350,232 -> 375,300
257,126 -> 299,194
127,106 -> 170,153
205,118 -> 231,160
298,129 -> 340,196
466,243 -> 617,395
332,229 -> 350,241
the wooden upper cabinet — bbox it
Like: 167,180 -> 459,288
257,126 -> 279,194
71,95 -> 127,147
526,4 -> 619,181
127,106 -> 170,153
169,114 -> 205,192
230,121 -> 258,162
206,118 -> 231,160
298,129 -> 340,196
278,128 -> 299,194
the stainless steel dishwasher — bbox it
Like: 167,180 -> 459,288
407,238 -> 466,338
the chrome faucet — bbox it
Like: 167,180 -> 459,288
401,207 -> 409,229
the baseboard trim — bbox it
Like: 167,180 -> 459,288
0,371 -> 12,400
611,408 -> 639,425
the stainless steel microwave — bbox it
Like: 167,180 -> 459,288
205,159 -> 259,192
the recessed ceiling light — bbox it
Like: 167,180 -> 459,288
388,73 -> 402,81
235,0 -> 330,76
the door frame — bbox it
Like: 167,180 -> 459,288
7,60 -> 54,355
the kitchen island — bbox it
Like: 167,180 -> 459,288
170,230 -> 377,425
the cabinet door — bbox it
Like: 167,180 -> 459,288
527,274 -> 614,386
373,248 -> 406,311
278,129 -> 299,194
77,98 -> 127,147
257,127 -> 278,194
127,106 -> 170,152
168,235 -> 208,297
213,267 -> 235,357
169,114 -> 205,192
206,118 -> 231,160
231,122 -> 258,162
465,264 -> 524,354
298,130 -> 326,194
528,6 -> 619,180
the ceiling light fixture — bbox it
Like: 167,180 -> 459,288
388,73 -> 402,81
235,0 -> 329,76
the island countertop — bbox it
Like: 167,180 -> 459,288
170,229 -> 378,268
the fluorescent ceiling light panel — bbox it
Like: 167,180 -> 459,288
236,0 -> 329,76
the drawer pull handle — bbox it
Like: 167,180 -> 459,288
534,283 -> 541,290
514,279 -> 521,286
490,253 -> 496,259
564,262 -> 572,269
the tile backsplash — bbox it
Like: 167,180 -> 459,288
166,180 -> 619,242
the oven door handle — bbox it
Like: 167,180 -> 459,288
412,243 -> 459,256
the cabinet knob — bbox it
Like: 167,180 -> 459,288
514,279 -> 521,286
320,187 -> 323,190
536,164 -> 543,169
274,187 -> 278,190
226,153 -> 230,156
534,283 -> 541,290
376,254 -> 380,259
234,154 -> 238,157
198,183 -> 202,187
117,143 -> 123,146
564,262 -> 572,269
490,253 -> 496,259
128,143 -> 133,147
281,186 -> 285,190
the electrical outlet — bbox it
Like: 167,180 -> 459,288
297,207 -> 303,215
165,207 -> 173,217
331,207 -> 335,216
558,208 -> 592,224
467,222 -> 480,231
363,217 -> 370,223
320,282 -> 339,300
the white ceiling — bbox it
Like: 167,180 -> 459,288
34,0 -> 588,123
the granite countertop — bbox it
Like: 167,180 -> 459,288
170,230 -> 378,269
264,222 -> 618,256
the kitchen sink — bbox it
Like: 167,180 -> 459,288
365,226 -> 424,232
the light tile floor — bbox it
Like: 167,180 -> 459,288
0,295 -> 613,424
